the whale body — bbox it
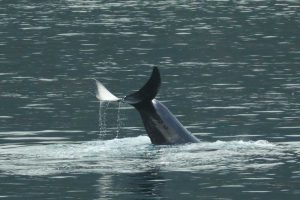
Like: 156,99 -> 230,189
96,67 -> 199,145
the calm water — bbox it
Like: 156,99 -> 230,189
1,0 -> 300,199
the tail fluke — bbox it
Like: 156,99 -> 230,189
94,79 -> 120,102
124,67 -> 161,105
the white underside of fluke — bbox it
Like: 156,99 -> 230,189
94,80 -> 120,102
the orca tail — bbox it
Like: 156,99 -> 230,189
123,67 -> 161,106
94,79 -> 120,102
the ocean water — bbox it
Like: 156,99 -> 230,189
0,0 -> 300,199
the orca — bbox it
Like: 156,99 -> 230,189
95,67 -> 200,145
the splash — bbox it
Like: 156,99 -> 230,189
0,137 -> 294,176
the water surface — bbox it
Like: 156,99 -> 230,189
1,0 -> 300,199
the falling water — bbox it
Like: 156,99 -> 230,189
116,101 -> 123,138
98,101 -> 110,137
98,100 -> 123,139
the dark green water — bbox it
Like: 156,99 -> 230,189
1,0 -> 300,199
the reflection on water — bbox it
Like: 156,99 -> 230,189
1,0 -> 300,199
